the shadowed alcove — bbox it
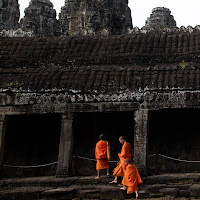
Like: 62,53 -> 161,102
73,112 -> 135,176
148,108 -> 200,174
2,114 -> 61,177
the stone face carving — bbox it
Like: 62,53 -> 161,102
21,0 -> 60,37
145,7 -> 176,28
59,0 -> 133,36
0,0 -> 20,30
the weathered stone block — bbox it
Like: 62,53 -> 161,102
76,189 -> 100,199
179,189 -> 189,197
144,175 -> 168,184
159,188 -> 179,197
189,184 -> 200,197
100,187 -> 126,199
41,188 -> 75,200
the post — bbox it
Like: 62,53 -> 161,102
56,113 -> 74,177
134,109 -> 149,175
0,115 -> 8,166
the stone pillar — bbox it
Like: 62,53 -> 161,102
0,115 -> 8,166
134,109 -> 149,175
56,113 -> 74,177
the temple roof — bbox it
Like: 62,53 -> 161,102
0,33 -> 200,92
1,32 -> 200,67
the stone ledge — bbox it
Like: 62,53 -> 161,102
42,188 -> 75,200
159,188 -> 179,197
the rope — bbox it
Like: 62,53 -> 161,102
3,161 -> 58,168
149,154 -> 200,163
74,156 -> 119,163
3,156 -> 119,168
5,154 -> 200,168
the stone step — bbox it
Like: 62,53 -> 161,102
1,184 -> 200,200
0,176 -> 79,187
1,174 -> 200,199
0,186 -> 150,200
0,186 -> 53,200
144,174 -> 200,184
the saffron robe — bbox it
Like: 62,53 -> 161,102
122,164 -> 143,194
95,140 -> 109,170
113,142 -> 133,177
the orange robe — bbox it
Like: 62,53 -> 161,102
95,140 -> 109,170
122,164 -> 143,194
113,142 -> 133,177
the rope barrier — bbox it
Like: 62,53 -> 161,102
4,153 -> 200,169
3,161 -> 58,168
2,156 -> 119,168
74,156 -> 119,163
149,154 -> 200,163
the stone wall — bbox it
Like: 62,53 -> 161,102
0,0 -> 20,30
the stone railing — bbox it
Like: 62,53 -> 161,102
128,25 -> 200,34
0,28 -> 34,37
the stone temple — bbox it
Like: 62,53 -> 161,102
1,1 -> 200,199
59,0 -> 133,36
21,0 -> 60,37
145,7 -> 176,28
0,0 -> 20,30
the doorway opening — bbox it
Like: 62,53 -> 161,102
73,112 -> 135,176
3,114 -> 61,177
149,108 -> 200,174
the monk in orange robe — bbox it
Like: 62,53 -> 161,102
121,158 -> 143,199
109,136 -> 133,184
95,134 -> 110,179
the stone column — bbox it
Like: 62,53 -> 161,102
56,113 -> 74,177
0,115 -> 8,166
134,109 -> 149,175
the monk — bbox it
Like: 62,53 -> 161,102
95,134 -> 110,179
109,136 -> 133,184
120,158 -> 143,199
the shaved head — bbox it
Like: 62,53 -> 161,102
99,134 -> 105,140
119,136 -> 125,140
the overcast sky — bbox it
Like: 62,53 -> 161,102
19,0 -> 200,28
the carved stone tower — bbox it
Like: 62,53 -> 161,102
145,7 -> 176,28
59,0 -> 133,36
0,0 -> 20,30
21,0 -> 60,37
